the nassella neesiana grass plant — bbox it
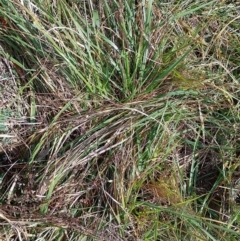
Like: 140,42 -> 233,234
0,0 -> 240,240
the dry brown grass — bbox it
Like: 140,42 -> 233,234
0,0 -> 240,240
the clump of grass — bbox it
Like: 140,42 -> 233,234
0,0 -> 240,240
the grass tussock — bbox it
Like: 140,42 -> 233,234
0,0 -> 240,240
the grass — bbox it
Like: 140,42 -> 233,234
0,0 -> 240,240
